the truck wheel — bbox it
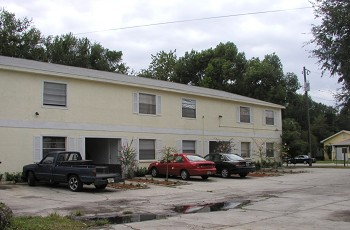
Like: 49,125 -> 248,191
27,171 -> 36,186
221,168 -> 230,178
239,173 -> 248,178
95,184 -> 107,190
68,175 -> 83,192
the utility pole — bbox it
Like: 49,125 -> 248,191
303,66 -> 312,165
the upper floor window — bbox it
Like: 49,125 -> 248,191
182,99 -> 196,118
139,139 -> 155,160
239,106 -> 251,123
43,82 -> 67,107
133,93 -> 161,115
265,110 -> 275,125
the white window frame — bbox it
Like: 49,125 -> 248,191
265,110 -> 275,126
238,106 -> 252,123
139,139 -> 156,160
266,142 -> 274,157
182,140 -> 196,154
43,81 -> 67,107
182,98 -> 196,118
133,92 -> 161,115
241,142 -> 251,158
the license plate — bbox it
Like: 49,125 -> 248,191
207,171 -> 212,175
107,178 -> 114,183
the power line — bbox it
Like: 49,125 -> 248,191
74,6 -> 312,35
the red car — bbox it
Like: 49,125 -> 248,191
148,153 -> 216,180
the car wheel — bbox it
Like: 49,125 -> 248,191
68,175 -> 83,192
201,175 -> 209,180
151,167 -> 159,177
180,170 -> 190,180
221,168 -> 230,178
95,184 -> 107,190
239,173 -> 248,178
27,171 -> 36,186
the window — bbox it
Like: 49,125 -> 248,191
265,110 -> 275,125
139,139 -> 155,160
182,99 -> 196,118
43,137 -> 66,157
182,140 -> 196,154
241,142 -> 250,158
240,106 -> 251,123
266,142 -> 274,157
133,93 -> 161,115
43,82 -> 67,107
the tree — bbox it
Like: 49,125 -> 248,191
282,118 -> 308,157
119,140 -> 137,179
0,8 -> 46,60
139,50 -> 177,81
310,0 -> 350,107
159,146 -> 177,181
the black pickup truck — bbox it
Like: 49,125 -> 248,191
22,151 -> 124,192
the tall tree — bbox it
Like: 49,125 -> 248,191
310,0 -> 350,107
0,8 -> 46,60
139,50 -> 177,80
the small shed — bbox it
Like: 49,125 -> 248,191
320,130 -> 350,160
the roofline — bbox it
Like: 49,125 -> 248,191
320,130 -> 350,143
0,56 -> 285,109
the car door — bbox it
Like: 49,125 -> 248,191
35,154 -> 55,181
170,155 -> 185,176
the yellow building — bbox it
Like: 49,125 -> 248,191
0,56 -> 284,172
320,130 -> 350,160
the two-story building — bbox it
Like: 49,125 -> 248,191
0,56 -> 284,172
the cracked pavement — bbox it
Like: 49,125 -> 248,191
1,166 -> 350,229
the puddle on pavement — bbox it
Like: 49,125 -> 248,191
174,200 -> 250,214
87,213 -> 168,224
82,200 -> 249,225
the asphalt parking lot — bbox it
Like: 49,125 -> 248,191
1,166 -> 350,229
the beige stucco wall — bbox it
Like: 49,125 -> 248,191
0,69 -> 283,172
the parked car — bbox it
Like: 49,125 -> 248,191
287,155 -> 313,165
204,153 -> 255,178
148,153 -> 216,180
22,151 -> 124,192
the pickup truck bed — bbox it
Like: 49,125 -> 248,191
22,151 -> 124,192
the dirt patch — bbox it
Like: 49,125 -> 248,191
108,177 -> 187,190
249,169 -> 307,177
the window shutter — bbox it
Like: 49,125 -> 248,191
204,141 -> 209,155
133,93 -> 139,114
176,140 -> 182,153
196,141 -> 202,156
132,138 -> 139,161
33,136 -> 42,162
76,137 -> 86,159
155,140 -> 163,159
67,137 -> 76,151
156,95 -> 162,115
263,110 -> 266,126
236,106 -> 240,122
250,108 -> 253,124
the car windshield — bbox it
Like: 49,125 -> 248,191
223,154 -> 245,161
185,155 -> 206,162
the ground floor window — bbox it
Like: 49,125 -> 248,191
266,142 -> 274,157
139,139 -> 155,160
43,136 -> 66,156
182,140 -> 196,154
241,142 -> 250,158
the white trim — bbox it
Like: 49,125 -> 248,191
0,119 -> 281,139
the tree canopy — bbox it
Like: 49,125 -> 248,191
311,0 -> 350,107
0,9 -> 129,73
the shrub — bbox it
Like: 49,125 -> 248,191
0,202 -> 13,229
135,167 -> 149,177
4,172 -> 23,183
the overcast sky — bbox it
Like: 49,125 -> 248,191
3,0 -> 341,106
